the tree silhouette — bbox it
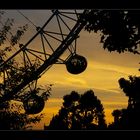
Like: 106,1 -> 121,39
0,101 -> 43,130
83,10 -> 140,129
45,90 -> 107,130
0,11 -> 52,129
112,109 -> 122,124
119,76 -> 140,109
108,109 -> 122,129
84,10 -> 140,54
109,75 -> 140,129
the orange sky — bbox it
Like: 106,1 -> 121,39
33,30 -> 139,129
2,10 -> 140,130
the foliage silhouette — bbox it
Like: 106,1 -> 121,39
0,101 -> 43,130
84,10 -> 140,54
44,90 -> 107,130
0,11 -> 52,129
109,75 -> 140,129
83,9 -> 140,130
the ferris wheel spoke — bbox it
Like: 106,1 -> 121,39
56,14 -> 64,41
40,33 -> 47,60
41,33 -> 55,52
23,50 -> 33,67
43,32 -> 63,42
44,30 -> 68,36
58,13 -> 78,22
57,14 -> 72,31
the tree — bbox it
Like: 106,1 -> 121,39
45,90 -> 107,130
0,101 -> 43,130
0,11 -> 51,129
84,10 -> 140,54
112,109 -> 122,124
109,75 -> 140,129
118,76 -> 140,109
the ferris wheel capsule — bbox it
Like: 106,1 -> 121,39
23,95 -> 45,114
66,54 -> 87,74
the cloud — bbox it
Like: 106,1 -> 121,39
88,60 -> 139,76
47,98 -> 63,103
103,101 -> 127,109
65,77 -> 88,87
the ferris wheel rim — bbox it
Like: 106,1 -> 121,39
0,9 -> 89,105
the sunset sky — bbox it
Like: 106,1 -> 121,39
2,10 -> 140,129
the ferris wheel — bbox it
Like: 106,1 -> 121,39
0,9 -> 90,114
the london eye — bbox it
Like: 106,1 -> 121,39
0,9 -> 91,114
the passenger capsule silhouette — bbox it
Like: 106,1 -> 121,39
66,54 -> 87,74
23,95 -> 45,114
